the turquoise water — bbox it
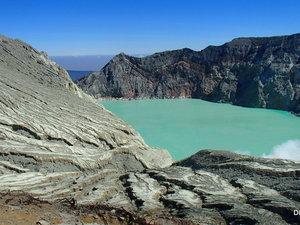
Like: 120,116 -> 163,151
102,99 -> 300,160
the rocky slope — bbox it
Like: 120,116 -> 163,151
0,35 -> 299,224
78,33 -> 300,115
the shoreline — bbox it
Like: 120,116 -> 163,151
98,96 -> 299,117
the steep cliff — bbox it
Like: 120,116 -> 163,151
78,33 -> 300,115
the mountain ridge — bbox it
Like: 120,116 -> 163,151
78,33 -> 300,115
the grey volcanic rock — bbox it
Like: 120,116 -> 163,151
1,35 -> 300,224
176,150 -> 300,224
78,33 -> 300,115
176,150 -> 300,201
0,34 -> 172,206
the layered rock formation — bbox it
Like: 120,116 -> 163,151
0,35 -> 172,172
0,35 -> 299,225
78,33 -> 300,115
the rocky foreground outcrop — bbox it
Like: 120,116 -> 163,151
0,35 -> 299,225
78,33 -> 300,115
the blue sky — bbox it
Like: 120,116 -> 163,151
1,0 -> 299,56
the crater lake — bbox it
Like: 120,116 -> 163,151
102,99 -> 300,160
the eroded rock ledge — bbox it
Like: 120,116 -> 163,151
1,150 -> 299,225
0,35 -> 299,225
